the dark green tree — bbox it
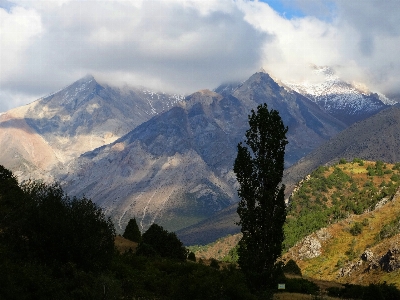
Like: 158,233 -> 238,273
136,223 -> 187,261
188,251 -> 196,262
233,103 -> 288,290
123,218 -> 142,243
0,173 -> 115,272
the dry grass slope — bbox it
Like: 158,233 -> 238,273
193,161 -> 400,292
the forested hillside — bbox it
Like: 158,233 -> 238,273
285,159 -> 400,250
192,160 -> 400,293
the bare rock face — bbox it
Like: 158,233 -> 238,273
379,246 -> 400,272
338,260 -> 363,278
0,75 -> 185,183
295,228 -> 332,260
375,197 -> 390,210
361,249 -> 374,262
298,236 -> 322,259
359,246 -> 400,273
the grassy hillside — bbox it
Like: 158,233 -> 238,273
192,160 -> 400,289
284,159 -> 400,250
284,177 -> 400,287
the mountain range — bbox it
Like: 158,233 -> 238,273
0,67 -> 397,243
284,66 -> 395,125
58,70 -> 348,233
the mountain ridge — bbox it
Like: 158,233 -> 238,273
1,70 -> 396,243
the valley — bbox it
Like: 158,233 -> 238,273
0,69 -> 356,237
2,67 -> 400,297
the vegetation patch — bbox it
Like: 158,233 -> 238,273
284,160 -> 400,251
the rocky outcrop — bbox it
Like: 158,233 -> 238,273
361,249 -> 374,262
298,236 -> 321,259
296,228 -> 332,260
364,245 -> 400,273
338,260 -> 363,277
379,246 -> 400,272
316,227 -> 332,241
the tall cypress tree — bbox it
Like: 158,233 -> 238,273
123,218 -> 142,243
234,103 -> 288,290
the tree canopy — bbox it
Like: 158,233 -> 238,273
136,223 -> 188,261
234,103 -> 288,290
0,170 -> 115,271
123,218 -> 142,243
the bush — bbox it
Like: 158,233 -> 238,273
209,258 -> 220,269
350,222 -> 363,236
1,178 -> 115,271
391,174 -> 400,182
123,218 -> 142,243
327,282 -> 400,300
282,278 -> 319,295
188,251 -> 196,261
136,223 -> 188,261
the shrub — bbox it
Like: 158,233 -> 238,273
283,278 -> 319,295
209,258 -> 220,269
391,174 -> 400,182
350,222 -> 363,236
123,218 -> 142,243
188,252 -> 196,262
136,223 -> 188,261
1,178 -> 115,272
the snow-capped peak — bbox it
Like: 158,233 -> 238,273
283,66 -> 394,125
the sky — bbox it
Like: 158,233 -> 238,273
1,0 -> 400,112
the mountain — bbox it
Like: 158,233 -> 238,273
0,75 -> 184,181
0,105 -> 59,182
282,161 -> 400,288
60,71 -> 347,236
60,91 -> 244,233
284,66 -> 396,125
178,104 -> 400,245
2,69 -> 392,244
283,104 -> 400,195
226,71 -> 347,166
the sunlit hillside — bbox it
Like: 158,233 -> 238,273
193,160 -> 400,289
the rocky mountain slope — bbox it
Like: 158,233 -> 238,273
192,161 -> 400,289
61,92 -> 242,233
283,104 -> 400,195
178,105 -> 400,245
59,71 -> 348,235
284,66 -> 396,125
283,161 -> 400,288
2,69 -> 396,244
0,75 -> 184,181
223,71 -> 347,166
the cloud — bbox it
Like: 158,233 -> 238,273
1,0 -> 400,112
0,0 -> 267,112
240,0 -> 400,94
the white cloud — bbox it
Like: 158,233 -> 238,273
0,6 -> 42,79
0,0 -> 267,112
1,0 -> 400,112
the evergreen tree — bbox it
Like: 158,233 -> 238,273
233,103 -> 288,290
136,223 -> 187,261
0,171 -> 116,272
123,218 -> 142,243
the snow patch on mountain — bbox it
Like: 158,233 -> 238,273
284,66 -> 394,115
